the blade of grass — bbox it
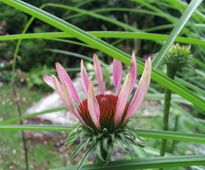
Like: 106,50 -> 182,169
135,129 -> 205,143
0,107 -> 66,125
2,32 -> 205,46
52,155 -> 205,170
62,6 -> 167,20
132,0 -> 176,23
0,125 -> 205,143
0,125 -> 71,132
46,3 -> 140,32
164,0 -> 205,22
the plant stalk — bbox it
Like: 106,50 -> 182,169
12,80 -> 29,170
170,115 -> 179,153
160,65 -> 176,156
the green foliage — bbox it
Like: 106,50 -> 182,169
19,40 -> 46,71
26,65 -> 53,88
0,5 -> 27,34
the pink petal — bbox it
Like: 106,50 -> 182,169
124,57 -> 152,122
93,54 -> 105,94
72,108 -> 86,126
62,83 -> 75,111
80,60 -> 89,95
52,75 -> 67,105
113,59 -> 122,95
55,62 -> 80,104
43,75 -> 55,89
62,83 -> 86,126
87,81 -> 100,128
129,52 -> 137,93
52,77 -> 86,125
115,73 -> 131,126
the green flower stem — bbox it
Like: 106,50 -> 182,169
11,81 -> 29,170
160,65 -> 177,156
170,115 -> 179,153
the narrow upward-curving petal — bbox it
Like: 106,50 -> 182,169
55,62 -> 80,104
113,59 -> 122,95
80,60 -> 89,95
43,75 -> 55,89
115,73 -> 131,126
129,52 -> 137,93
87,81 -> 100,128
124,57 -> 152,123
93,54 -> 105,94
49,75 -> 86,126
52,75 -> 67,105
63,82 -> 86,126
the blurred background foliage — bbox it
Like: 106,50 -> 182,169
0,0 -> 178,87
1,0 -> 205,87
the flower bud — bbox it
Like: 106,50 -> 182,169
163,44 -> 192,70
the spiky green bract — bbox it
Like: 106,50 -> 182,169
163,44 -> 192,70
66,123 -> 144,169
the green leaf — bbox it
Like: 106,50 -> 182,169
152,0 -> 203,68
0,106 -> 65,125
1,31 -> 205,46
1,125 -> 205,143
135,129 -> 205,143
0,125 -> 71,132
52,155 -> 205,170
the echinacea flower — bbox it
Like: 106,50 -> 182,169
43,53 -> 151,166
